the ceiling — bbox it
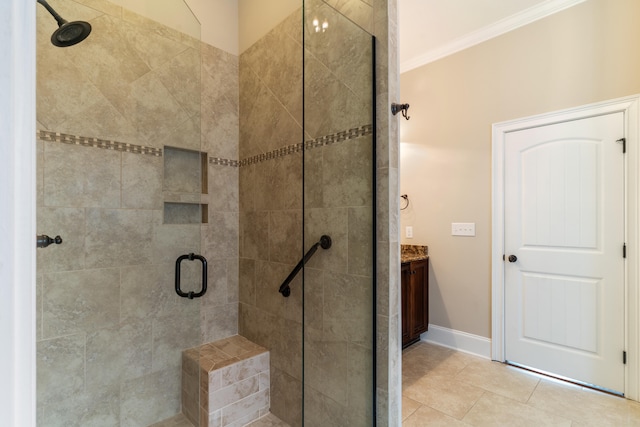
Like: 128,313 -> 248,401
398,0 -> 586,73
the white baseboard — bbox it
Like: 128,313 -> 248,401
421,324 -> 492,360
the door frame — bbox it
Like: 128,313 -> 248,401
0,0 -> 37,425
491,95 -> 640,400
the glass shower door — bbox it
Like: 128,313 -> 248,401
302,1 -> 376,425
35,0 -> 206,425
237,1 -> 375,425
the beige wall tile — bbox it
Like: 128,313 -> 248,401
44,142 -> 121,208
42,385 -> 121,426
37,334 -> 85,405
269,210 -> 303,264
204,212 -> 239,260
304,207 -> 348,273
85,208 -> 154,268
305,338 -> 348,403
303,383 -> 349,427
210,375 -> 260,411
153,219 -> 202,264
36,21 -> 104,130
120,368 -> 182,426
200,258 -> 230,308
348,206 -> 373,276
86,321 -> 153,388
43,268 -> 120,337
270,369 -> 302,426
220,388 -> 269,426
240,211 -> 269,260
208,164 -> 239,213
201,303 -> 239,344
122,152 -> 163,209
324,0 -> 374,33
239,258 -> 256,305
37,207 -> 86,272
322,136 -> 373,207
121,263 -> 199,322
153,312 -> 201,371
306,0 -> 374,103
323,271 -> 373,347
226,258 -> 240,303
220,352 -> 269,388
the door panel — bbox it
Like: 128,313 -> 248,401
504,112 -> 625,393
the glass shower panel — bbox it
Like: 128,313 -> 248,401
237,1 -> 305,425
238,1 -> 374,425
35,0 -> 205,425
303,1 -> 376,426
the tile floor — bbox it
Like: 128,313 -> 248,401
402,341 -> 640,426
154,341 -> 640,426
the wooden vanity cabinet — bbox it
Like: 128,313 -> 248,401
401,258 -> 429,348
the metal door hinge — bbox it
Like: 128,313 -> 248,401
624,243 -> 627,258
617,138 -> 626,153
624,351 -> 627,364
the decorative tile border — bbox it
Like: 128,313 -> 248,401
209,157 -> 240,167
37,130 -> 163,156
39,124 -> 373,167
233,124 -> 374,167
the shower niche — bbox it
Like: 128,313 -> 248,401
163,146 -> 208,224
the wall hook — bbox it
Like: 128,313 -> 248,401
391,103 -> 410,120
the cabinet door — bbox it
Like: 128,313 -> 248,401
410,259 -> 429,337
401,263 -> 412,347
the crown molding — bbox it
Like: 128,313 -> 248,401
400,0 -> 587,74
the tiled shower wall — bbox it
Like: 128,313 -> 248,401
35,0 -> 239,425
238,2 -> 376,426
238,8 -> 304,426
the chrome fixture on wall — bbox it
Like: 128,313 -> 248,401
37,0 -> 92,47
391,102 -> 410,120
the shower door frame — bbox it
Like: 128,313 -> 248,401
1,0 -> 37,425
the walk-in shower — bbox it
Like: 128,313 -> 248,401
36,0 -> 383,425
36,0 -> 91,47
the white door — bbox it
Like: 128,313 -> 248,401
504,112 -> 626,394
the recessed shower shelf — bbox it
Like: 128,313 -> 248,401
163,202 -> 207,224
163,146 -> 208,224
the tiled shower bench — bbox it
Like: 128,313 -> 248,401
182,335 -> 270,427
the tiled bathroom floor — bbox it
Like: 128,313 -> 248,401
402,341 -> 640,426
155,341 -> 640,426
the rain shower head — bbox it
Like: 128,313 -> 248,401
37,0 -> 92,47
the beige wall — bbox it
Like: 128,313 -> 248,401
399,0 -> 640,338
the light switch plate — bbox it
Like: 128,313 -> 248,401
452,222 -> 475,236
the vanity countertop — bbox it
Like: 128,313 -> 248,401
401,244 -> 428,263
